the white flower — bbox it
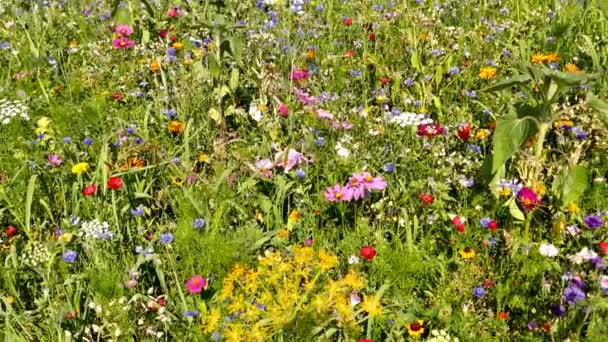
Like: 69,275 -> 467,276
539,243 -> 558,257
569,247 -> 598,265
348,255 -> 360,265
599,275 -> 608,290
248,103 -> 262,122
336,143 -> 350,158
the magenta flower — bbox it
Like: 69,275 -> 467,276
115,25 -> 133,37
324,184 -> 353,202
185,275 -> 207,294
112,38 -> 135,49
518,187 -> 541,211
274,148 -> 308,172
359,172 -> 387,190
47,154 -> 62,166
417,123 -> 444,138
346,175 -> 367,200
290,69 -> 309,81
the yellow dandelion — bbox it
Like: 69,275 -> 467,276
342,271 -> 364,290
474,129 -> 491,140
197,153 -> 210,164
150,60 -> 161,73
567,202 -> 578,213
288,210 -> 301,222
316,249 -> 338,271
71,162 -> 90,175
277,228 -> 290,239
479,66 -> 497,80
172,42 -> 184,50
167,120 -> 184,135
58,233 -> 73,243
545,53 -> 559,63
201,308 -> 221,334
531,53 -> 546,64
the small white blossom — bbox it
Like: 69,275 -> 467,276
539,243 -> 558,257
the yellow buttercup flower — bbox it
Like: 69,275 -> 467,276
37,117 -> 51,130
361,294 -> 383,317
59,233 -> 73,243
566,202 -> 578,213
202,308 -> 221,334
288,210 -> 301,222
316,249 -> 337,271
277,228 -> 289,239
71,162 -> 90,175
565,63 -> 580,73
172,42 -> 184,50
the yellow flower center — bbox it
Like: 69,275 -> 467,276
335,192 -> 342,199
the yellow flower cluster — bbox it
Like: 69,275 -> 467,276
202,246 -> 382,341
531,53 -> 559,64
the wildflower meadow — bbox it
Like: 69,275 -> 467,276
1,0 -> 608,341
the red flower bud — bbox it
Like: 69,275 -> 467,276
457,123 -> 471,140
420,193 -> 434,206
600,241 -> 608,256
4,225 -> 17,237
82,184 -> 97,196
342,18 -> 352,26
488,220 -> 498,232
107,176 -> 123,190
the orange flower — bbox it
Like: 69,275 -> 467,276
172,42 -> 184,50
565,63 -> 580,73
150,61 -> 161,73
497,311 -> 509,320
168,120 -> 184,135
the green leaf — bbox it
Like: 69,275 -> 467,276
488,112 -> 538,176
208,54 -> 220,79
434,65 -> 443,88
555,165 -> 588,208
229,37 -> 244,65
141,29 -> 150,44
229,68 -> 239,91
25,175 -> 37,233
586,93 -> 608,127
505,197 -> 525,221
481,74 -> 531,93
411,52 -> 422,72
545,69 -> 596,87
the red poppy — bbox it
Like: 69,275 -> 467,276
420,193 -> 434,206
4,225 -> 17,237
360,246 -> 376,261
107,176 -> 123,190
82,184 -> 97,196
483,279 -> 495,288
451,216 -> 465,233
380,76 -> 391,84
358,339 -> 373,342
342,18 -> 352,26
169,35 -> 178,43
344,50 -> 356,58
457,123 -> 471,140
368,33 -> 377,41
488,220 -> 498,232
497,311 -> 509,320
600,241 -> 608,255
112,92 -> 122,101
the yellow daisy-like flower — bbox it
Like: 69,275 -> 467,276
554,119 -> 574,130
545,53 -> 559,63
277,228 -> 290,239
167,120 -> 184,135
565,63 -> 580,73
172,42 -> 184,50
37,117 -> 51,130
459,247 -> 476,259
172,176 -> 185,186
474,129 -> 491,140
197,153 -> 210,164
59,233 -> 73,243
531,53 -> 547,64
288,210 -> 301,222
342,271 -> 364,290
201,308 -> 221,334
406,320 -> 425,338
304,49 -> 316,60
479,67 -> 497,80
361,294 -> 383,317
150,60 -> 161,73
71,162 -> 90,175
69,40 -> 78,49
5,296 -> 15,305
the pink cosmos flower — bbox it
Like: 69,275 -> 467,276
296,88 -> 317,105
316,108 -> 334,120
274,148 -> 307,172
112,38 -> 135,49
115,25 -> 133,37
518,187 -> 541,211
357,172 -> 387,190
186,275 -> 207,294
324,184 -> 353,202
290,69 -> 309,81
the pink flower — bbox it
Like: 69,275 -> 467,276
279,103 -> 289,117
316,108 -> 334,120
417,123 -> 444,138
167,7 -> 179,18
518,187 -> 541,211
358,172 -> 387,190
115,25 -> 133,37
255,159 -> 274,178
274,148 -> 307,172
47,154 -> 62,166
324,184 -> 353,202
296,89 -> 317,105
290,69 -> 309,81
112,38 -> 135,49
186,275 -> 207,294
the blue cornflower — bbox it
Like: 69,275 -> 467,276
315,137 -> 326,146
130,205 -> 144,217
448,67 -> 460,76
384,163 -> 394,173
472,286 -> 485,298
467,144 -> 482,153
62,250 -> 78,263
584,214 -> 603,229
192,218 -> 207,229
159,233 -> 174,244
83,137 -> 93,146
295,169 -> 306,178
63,136 -> 72,144
183,310 -> 200,317
480,217 -> 492,229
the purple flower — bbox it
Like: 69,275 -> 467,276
83,137 -> 93,146
192,218 -> 206,229
563,286 -> 586,306
527,321 -> 538,331
130,205 -> 144,217
47,154 -> 62,166
183,310 -> 200,317
295,169 -> 306,178
550,304 -> 565,317
472,286 -> 485,298
590,257 -> 606,270
584,214 -> 603,229
62,250 -> 78,263
480,217 -> 492,229
384,163 -> 394,173
159,233 -> 174,244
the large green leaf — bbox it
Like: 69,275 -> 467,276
488,112 -> 538,176
481,74 -> 531,93
552,165 -> 588,208
544,69 -> 596,87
